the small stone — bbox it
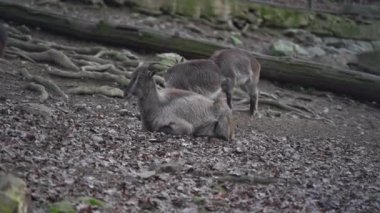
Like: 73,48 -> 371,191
119,109 -> 134,117
270,39 -> 309,56
91,135 -> 104,143
96,105 -> 102,109
235,147 -> 244,153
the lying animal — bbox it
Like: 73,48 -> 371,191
124,64 -> 235,141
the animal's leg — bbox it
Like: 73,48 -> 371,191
221,79 -> 234,109
243,80 -> 259,116
193,121 -> 217,138
158,119 -> 194,135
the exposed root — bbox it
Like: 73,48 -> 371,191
16,25 -> 31,34
20,69 -> 68,100
0,58 -> 10,65
7,48 -> 36,63
81,64 -> 130,77
95,49 -> 138,60
25,82 -> 49,102
32,49 -> 78,71
260,91 -> 278,100
11,48 -> 79,71
233,89 -> 278,100
47,67 -> 130,86
71,59 -> 96,67
68,85 -> 124,98
71,54 -> 111,64
45,43 -> 105,55
288,103 -> 316,115
116,60 -> 140,68
7,38 -> 48,52
235,98 -> 315,119
7,32 -> 33,42
260,99 -> 304,112
94,50 -> 139,67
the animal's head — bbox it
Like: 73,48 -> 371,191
212,98 -> 236,141
124,63 -> 158,98
214,111 -> 236,141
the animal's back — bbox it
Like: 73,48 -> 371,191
156,88 -> 217,128
164,59 -> 221,98
211,48 -> 256,84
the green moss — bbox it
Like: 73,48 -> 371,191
125,0 -> 380,40
49,201 -> 75,213
96,20 -> 112,34
308,14 -> 380,40
256,5 -> 310,28
176,0 -> 201,18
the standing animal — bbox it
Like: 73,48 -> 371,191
164,59 -> 222,100
210,48 -> 261,116
0,21 -> 7,57
124,64 -> 234,141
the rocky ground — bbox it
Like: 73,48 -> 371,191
0,1 -> 380,212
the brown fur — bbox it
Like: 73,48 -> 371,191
124,64 -> 235,141
164,59 -> 222,100
210,48 -> 261,116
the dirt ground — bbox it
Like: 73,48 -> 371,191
1,1 -> 380,212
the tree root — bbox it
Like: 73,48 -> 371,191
47,67 -> 130,86
234,98 -> 317,120
81,63 -> 129,76
7,32 -> 33,42
68,85 -> 124,98
28,49 -> 79,71
7,48 -> 36,63
20,69 -> 68,100
45,43 -> 105,55
71,54 -> 111,65
95,49 -> 138,60
25,82 -> 49,102
7,38 -> 48,52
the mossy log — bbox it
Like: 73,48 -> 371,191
70,0 -> 380,40
1,2 -> 380,102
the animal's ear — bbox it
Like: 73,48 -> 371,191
149,69 -> 158,77
146,62 -> 159,76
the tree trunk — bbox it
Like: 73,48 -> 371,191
1,1 -> 380,102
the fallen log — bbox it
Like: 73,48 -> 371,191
1,2 -> 380,102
